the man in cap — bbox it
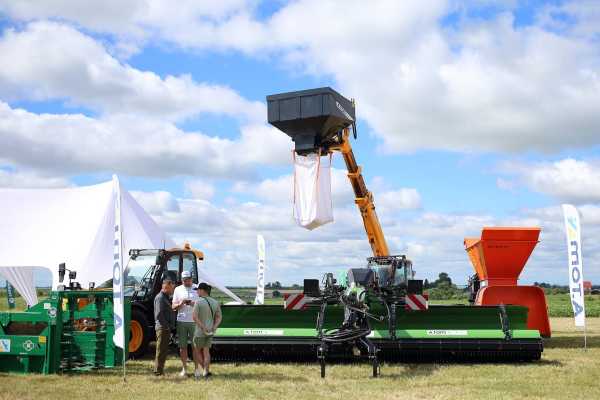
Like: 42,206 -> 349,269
172,270 -> 199,377
192,282 -> 222,379
154,278 -> 175,376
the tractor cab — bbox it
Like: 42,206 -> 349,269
126,245 -> 202,301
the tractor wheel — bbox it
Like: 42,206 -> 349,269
129,309 -> 150,359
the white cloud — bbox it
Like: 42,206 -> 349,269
0,0 -> 256,52
0,102 -> 291,178
377,188 -> 422,211
2,1 -> 600,287
134,171 -> 388,283
0,168 -> 70,188
0,21 -> 298,180
537,0 -> 600,40
130,190 -> 180,214
0,22 -> 265,122
281,4 -> 600,154
3,3 -> 600,154
128,182 -> 600,286
234,166 -> 421,213
235,167 -> 353,206
499,158 -> 600,203
185,178 -> 216,200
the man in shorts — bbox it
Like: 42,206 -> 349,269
192,282 -> 222,379
172,271 -> 199,377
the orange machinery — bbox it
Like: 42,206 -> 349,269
464,227 -> 551,337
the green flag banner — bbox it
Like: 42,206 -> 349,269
6,281 -> 16,309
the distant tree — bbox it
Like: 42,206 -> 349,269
272,290 -> 281,298
292,284 -> 301,289
433,272 -> 452,287
423,279 -> 430,289
266,281 -> 282,289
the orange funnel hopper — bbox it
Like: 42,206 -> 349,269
464,227 -> 551,337
464,227 -> 540,286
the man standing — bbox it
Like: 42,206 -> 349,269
154,278 -> 174,376
172,271 -> 199,377
192,282 -> 222,379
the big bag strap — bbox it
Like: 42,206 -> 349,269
203,297 -> 215,320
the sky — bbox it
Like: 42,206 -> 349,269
0,0 -> 599,288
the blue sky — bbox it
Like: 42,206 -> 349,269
0,0 -> 599,288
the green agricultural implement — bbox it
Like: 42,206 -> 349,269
0,290 -> 129,374
214,303 -> 542,363
212,280 -> 542,379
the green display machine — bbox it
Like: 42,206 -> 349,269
0,290 -> 129,374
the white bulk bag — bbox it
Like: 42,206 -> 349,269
293,153 -> 334,230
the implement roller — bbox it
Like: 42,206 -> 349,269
210,87 -> 546,377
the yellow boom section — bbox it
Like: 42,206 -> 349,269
330,129 -> 389,257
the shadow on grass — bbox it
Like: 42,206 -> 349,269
156,370 -> 309,383
383,363 -> 439,378
534,359 -> 563,366
545,336 -> 600,349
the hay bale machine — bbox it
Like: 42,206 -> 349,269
210,88 -> 550,377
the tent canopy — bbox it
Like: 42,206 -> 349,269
0,177 -> 242,305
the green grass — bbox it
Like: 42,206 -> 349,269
429,294 -> 600,317
546,294 -> 600,317
0,317 -> 598,400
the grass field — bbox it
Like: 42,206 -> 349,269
0,317 -> 598,400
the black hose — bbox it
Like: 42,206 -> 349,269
321,327 -> 371,343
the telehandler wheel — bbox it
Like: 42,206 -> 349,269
129,309 -> 150,359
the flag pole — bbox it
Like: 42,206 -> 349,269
119,193 -> 126,383
583,289 -> 587,351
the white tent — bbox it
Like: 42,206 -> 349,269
0,176 -> 242,305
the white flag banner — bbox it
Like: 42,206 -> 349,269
254,234 -> 266,305
293,153 -> 333,230
112,175 -> 125,348
562,204 -> 586,328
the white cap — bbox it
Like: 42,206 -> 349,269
181,271 -> 192,279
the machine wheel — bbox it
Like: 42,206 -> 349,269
129,309 -> 150,359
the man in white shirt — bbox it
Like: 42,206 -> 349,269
172,271 -> 199,377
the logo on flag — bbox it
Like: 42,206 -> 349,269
254,235 -> 266,305
562,204 -> 586,328
112,176 -> 125,349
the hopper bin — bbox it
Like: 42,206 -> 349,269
465,227 -> 551,337
267,87 -> 355,154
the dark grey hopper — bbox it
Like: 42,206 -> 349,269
267,87 -> 356,154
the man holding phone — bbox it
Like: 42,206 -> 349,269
172,270 -> 199,377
